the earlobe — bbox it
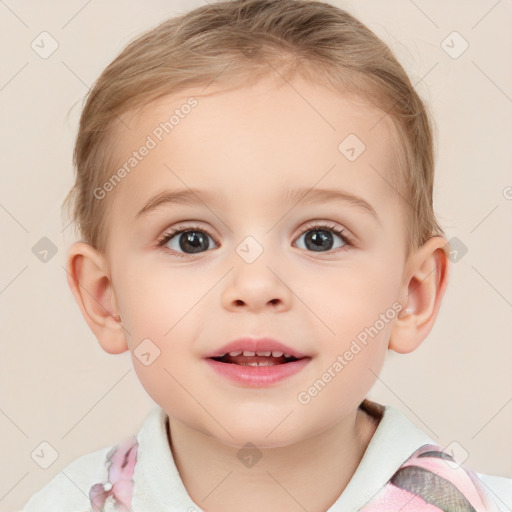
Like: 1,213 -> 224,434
389,236 -> 450,354
65,241 -> 128,354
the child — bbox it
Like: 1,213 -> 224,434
22,0 -> 511,510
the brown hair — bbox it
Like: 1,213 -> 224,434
62,0 -> 445,259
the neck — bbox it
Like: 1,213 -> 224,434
167,405 -> 379,512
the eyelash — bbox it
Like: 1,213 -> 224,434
156,221 -> 355,259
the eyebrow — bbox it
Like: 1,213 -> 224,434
135,187 -> 379,223
285,187 -> 379,223
135,188 -> 223,218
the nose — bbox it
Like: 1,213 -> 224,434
221,245 -> 293,313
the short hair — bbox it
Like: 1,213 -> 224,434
62,0 -> 445,260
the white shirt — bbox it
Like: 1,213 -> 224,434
22,400 -> 512,511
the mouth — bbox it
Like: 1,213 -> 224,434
205,337 -> 310,362
205,350 -> 311,387
204,337 -> 312,385
209,350 -> 305,367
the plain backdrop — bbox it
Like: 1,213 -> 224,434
1,0 -> 511,510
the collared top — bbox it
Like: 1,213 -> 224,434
22,399 -> 512,511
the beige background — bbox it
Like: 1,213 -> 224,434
1,0 -> 511,510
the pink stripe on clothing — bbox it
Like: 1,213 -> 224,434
360,484 -> 444,511
361,443 -> 499,511
89,436 -> 138,512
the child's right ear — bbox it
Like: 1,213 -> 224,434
65,241 -> 128,354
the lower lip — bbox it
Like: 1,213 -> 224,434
205,358 -> 311,387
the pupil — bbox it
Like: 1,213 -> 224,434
180,231 -> 209,253
306,230 -> 333,252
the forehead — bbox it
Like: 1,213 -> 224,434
107,76 -> 405,228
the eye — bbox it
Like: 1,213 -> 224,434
294,222 -> 354,254
156,221 -> 355,258
156,224 -> 217,258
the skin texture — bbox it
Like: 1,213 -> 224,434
66,75 -> 450,512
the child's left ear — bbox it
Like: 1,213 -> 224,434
389,236 -> 450,354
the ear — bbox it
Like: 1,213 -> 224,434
65,241 -> 128,354
389,236 -> 450,354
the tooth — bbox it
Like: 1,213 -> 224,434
284,353 -> 291,358
229,351 -> 243,357
271,351 -> 283,357
238,360 -> 278,366
256,351 -> 272,356
243,351 -> 256,356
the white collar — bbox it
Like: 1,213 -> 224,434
327,400 -> 434,510
131,400 -> 434,511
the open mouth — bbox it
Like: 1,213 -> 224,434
209,350 -> 302,366
205,348 -> 311,386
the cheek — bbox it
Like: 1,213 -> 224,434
115,264 -> 209,369
126,312 -> 201,416
115,263 -> 213,342
291,260 -> 399,398
305,257 -> 402,343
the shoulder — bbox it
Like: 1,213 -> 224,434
350,401 -> 511,511
21,436 -> 138,512
21,444 -> 113,511
475,472 -> 512,511
361,443 -> 512,511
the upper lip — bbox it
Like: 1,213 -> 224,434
205,337 -> 310,359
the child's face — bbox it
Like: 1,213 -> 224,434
101,76 -> 412,447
